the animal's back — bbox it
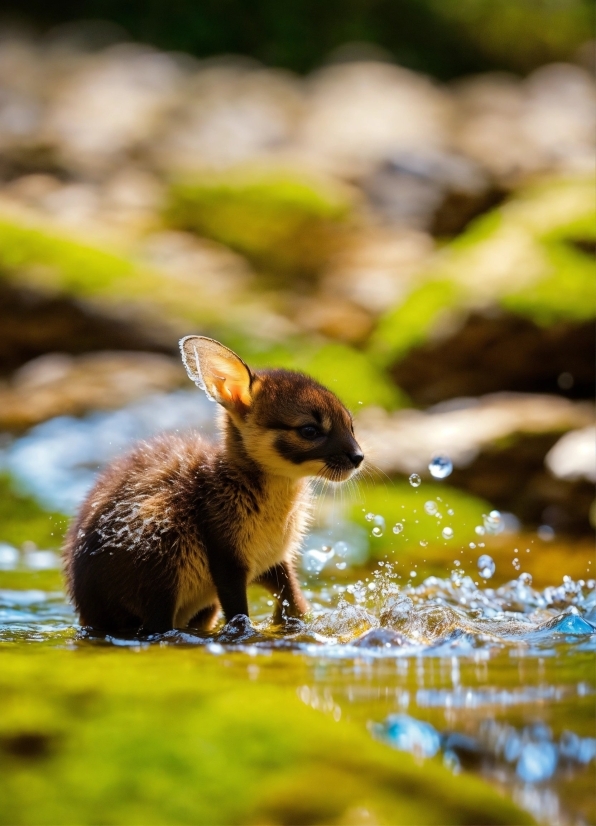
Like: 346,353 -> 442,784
63,433 -> 215,631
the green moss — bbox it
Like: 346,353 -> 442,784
0,217 -> 225,327
166,171 -> 351,283
350,481 -> 492,567
369,176 -> 596,365
501,239 -> 596,325
0,569 -> 64,592
0,474 -> 66,552
369,280 -> 461,366
0,649 -> 534,825
243,340 -> 407,411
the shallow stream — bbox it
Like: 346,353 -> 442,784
0,393 -> 594,825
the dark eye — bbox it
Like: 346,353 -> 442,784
298,425 -> 321,441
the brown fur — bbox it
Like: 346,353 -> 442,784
63,338 -> 363,634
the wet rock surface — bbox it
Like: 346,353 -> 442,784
0,281 -> 173,376
0,351 -> 186,432
391,311 -> 596,404
357,393 -> 595,533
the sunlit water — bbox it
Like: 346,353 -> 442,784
1,397 -> 595,825
1,555 -> 594,826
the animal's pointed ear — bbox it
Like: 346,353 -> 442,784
179,336 -> 253,416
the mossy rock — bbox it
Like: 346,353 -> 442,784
0,649 -> 534,825
165,170 -> 352,285
370,176 -> 596,367
0,216 -> 231,330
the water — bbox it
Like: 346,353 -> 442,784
1,400 -> 595,825
429,455 -> 453,479
1,548 -> 594,824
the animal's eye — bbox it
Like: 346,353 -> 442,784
298,425 -> 321,441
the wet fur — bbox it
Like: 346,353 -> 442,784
63,354 -> 362,635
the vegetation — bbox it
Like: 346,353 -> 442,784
5,0 -> 592,76
370,176 -> 596,365
0,648 -> 535,825
0,475 -> 66,553
166,171 -> 351,285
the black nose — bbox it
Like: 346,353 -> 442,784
347,451 -> 364,468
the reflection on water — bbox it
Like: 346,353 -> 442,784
1,395 -> 594,824
1,564 -> 594,825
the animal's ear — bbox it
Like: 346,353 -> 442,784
179,336 -> 253,416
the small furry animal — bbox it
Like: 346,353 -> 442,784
63,337 -> 364,634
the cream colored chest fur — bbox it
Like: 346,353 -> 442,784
237,478 -> 311,579
174,478 -> 311,625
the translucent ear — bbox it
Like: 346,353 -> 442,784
179,336 -> 253,414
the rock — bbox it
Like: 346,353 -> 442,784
153,63 -> 305,174
290,295 -> 374,344
356,393 -> 595,533
453,65 -> 596,184
361,150 -> 502,235
165,168 -> 352,285
0,351 -> 186,431
0,281 -> 173,377
357,393 -> 593,478
42,43 -> 183,176
138,230 -> 254,299
546,426 -> 596,483
390,311 -> 595,405
321,226 -> 435,315
297,61 -> 454,177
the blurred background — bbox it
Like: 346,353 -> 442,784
0,0 -> 594,572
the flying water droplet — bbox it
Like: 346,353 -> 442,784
512,557 -> 520,570
393,523 -> 404,535
365,512 -> 375,522
372,526 -> 384,537
483,510 -> 503,535
475,525 -> 485,536
409,473 -> 421,488
442,527 -> 454,540
419,539 -> 428,547
428,455 -> 453,479
477,554 -> 495,579
424,500 -> 437,515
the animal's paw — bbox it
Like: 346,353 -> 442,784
217,614 -> 257,643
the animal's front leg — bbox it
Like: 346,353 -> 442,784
257,560 -> 309,622
205,539 -> 249,621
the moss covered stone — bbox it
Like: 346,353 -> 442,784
166,170 -> 352,284
0,648 -> 534,825
370,176 -> 596,366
